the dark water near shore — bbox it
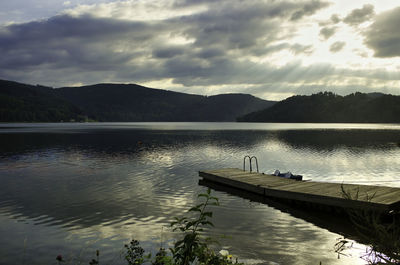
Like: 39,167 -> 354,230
0,122 -> 399,265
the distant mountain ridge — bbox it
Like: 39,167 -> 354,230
0,79 -> 275,122
238,91 -> 400,123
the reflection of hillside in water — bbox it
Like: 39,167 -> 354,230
274,130 -> 400,152
0,128 -> 399,229
1,129 -> 398,159
0,127 -> 399,265
0,130 -> 273,229
0,130 -> 269,158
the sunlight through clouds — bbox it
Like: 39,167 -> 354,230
0,0 -> 399,100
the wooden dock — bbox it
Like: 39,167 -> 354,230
199,168 -> 400,212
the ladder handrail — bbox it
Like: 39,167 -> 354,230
243,155 -> 259,173
243,155 -> 252,172
250,156 -> 259,173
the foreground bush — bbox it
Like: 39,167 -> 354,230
335,185 -> 400,264
57,188 -> 243,265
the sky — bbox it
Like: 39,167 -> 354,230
0,0 -> 399,100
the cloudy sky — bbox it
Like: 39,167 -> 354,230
0,0 -> 399,100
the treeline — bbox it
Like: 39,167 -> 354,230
56,83 -> 275,122
0,79 -> 275,122
3,79 -> 397,123
0,80 -> 86,122
238,92 -> 400,123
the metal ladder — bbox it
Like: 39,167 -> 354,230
243,155 -> 259,173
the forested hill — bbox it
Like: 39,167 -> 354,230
0,80 -> 85,122
238,92 -> 400,123
57,83 -> 275,121
0,79 -> 275,122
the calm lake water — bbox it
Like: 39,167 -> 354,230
0,122 -> 400,265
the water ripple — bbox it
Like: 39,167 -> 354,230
0,126 -> 399,265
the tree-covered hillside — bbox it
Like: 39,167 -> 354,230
2,79 -> 399,123
56,83 -> 275,122
238,92 -> 400,123
0,80 -> 275,122
0,80 -> 85,122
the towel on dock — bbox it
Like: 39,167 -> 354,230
273,170 -> 303,181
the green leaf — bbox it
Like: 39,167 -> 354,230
200,221 -> 214,227
188,204 -> 203,212
175,239 -> 183,247
203,212 -> 213,218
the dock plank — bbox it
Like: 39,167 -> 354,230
199,168 -> 400,212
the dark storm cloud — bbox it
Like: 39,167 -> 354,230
0,0 -> 333,87
8,0 -> 397,99
329,41 -> 345,52
176,0 -> 330,20
196,47 -> 225,59
160,59 -> 338,87
152,46 -> 186,59
365,6 -> 400,58
180,10 -> 277,50
1,14 -> 152,42
0,0 -> 117,24
175,0 -> 329,55
343,4 -> 374,26
177,3 -> 284,51
0,14 -> 164,71
319,27 -> 336,40
290,0 -> 330,21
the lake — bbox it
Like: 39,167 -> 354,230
1,122 -> 400,265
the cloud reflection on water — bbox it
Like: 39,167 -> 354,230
0,124 -> 399,264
